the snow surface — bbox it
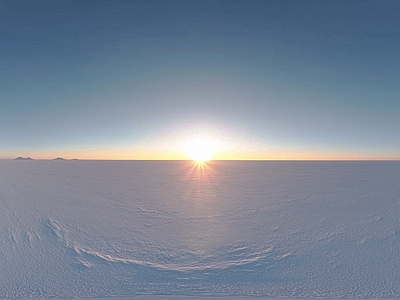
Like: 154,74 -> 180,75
1,160 -> 399,299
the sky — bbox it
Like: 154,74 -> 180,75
0,0 -> 399,160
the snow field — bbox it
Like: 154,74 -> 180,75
0,160 -> 399,298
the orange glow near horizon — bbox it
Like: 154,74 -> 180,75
2,147 -> 398,161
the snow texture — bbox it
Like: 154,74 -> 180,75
1,160 -> 399,299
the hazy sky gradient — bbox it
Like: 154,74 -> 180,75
1,0 -> 399,159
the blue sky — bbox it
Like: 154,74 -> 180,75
1,0 -> 399,159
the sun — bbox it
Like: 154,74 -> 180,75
183,137 -> 216,162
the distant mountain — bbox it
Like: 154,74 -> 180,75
15,157 -> 33,160
53,157 -> 65,161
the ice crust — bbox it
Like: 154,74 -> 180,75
0,160 -> 399,298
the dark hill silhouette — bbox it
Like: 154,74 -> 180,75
15,157 -> 33,160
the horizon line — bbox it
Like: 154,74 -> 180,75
2,158 -> 399,162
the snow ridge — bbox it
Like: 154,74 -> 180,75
44,218 -> 281,272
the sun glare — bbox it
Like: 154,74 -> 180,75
183,137 -> 216,162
